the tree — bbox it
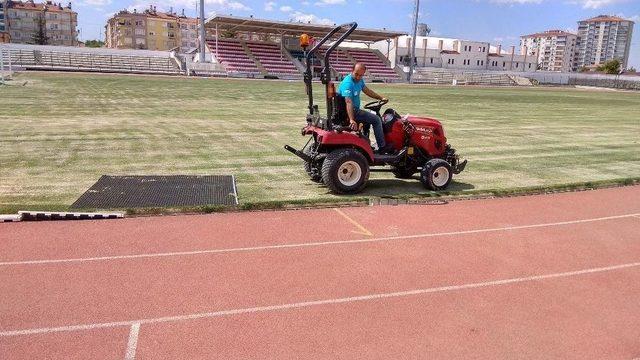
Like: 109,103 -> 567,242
220,29 -> 237,39
31,14 -> 49,45
596,59 -> 621,75
85,40 -> 105,48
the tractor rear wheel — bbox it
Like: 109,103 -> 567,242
303,146 -> 322,183
420,158 -> 453,191
321,149 -> 369,194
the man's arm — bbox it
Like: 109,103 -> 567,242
363,86 -> 387,101
345,97 -> 358,130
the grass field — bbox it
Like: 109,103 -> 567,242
0,72 -> 639,212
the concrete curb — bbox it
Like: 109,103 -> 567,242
17,211 -> 125,221
0,214 -> 22,223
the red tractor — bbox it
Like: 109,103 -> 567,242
285,23 -> 467,195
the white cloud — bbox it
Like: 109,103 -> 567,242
126,0 -> 251,14
489,0 -> 543,4
264,1 -> 276,11
616,13 -> 639,21
76,0 -> 112,6
288,11 -> 334,25
314,0 -> 345,6
489,0 -> 629,8
568,0 -> 629,9
280,5 -> 293,12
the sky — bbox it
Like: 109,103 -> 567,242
73,0 -> 640,68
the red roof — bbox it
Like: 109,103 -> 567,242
8,0 -> 75,13
582,15 -> 630,23
522,30 -> 576,38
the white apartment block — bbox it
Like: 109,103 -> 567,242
574,15 -> 634,70
374,35 -> 537,72
521,30 -> 577,72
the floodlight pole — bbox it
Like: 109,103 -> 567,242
198,0 -> 206,62
408,0 -> 419,83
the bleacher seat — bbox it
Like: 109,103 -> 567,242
245,41 -> 300,77
412,68 -> 516,86
1,45 -> 182,75
317,47 -> 354,78
207,39 -> 261,75
346,49 -> 400,81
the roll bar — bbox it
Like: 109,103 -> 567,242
303,22 -> 358,119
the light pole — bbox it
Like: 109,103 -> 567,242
198,0 -> 206,62
408,0 -> 419,82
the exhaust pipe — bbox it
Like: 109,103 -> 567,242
284,145 -> 313,163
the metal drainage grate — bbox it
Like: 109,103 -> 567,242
71,175 -> 238,209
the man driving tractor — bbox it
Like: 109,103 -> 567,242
338,63 -> 391,154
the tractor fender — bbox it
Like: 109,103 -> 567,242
304,126 -> 375,163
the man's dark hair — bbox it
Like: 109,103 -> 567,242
353,62 -> 367,71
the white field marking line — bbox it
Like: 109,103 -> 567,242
1,261 -> 639,338
124,323 -> 140,360
333,208 -> 373,236
1,213 -> 639,267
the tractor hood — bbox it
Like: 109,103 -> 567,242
404,115 -> 443,128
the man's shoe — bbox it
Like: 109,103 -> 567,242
374,144 -> 395,155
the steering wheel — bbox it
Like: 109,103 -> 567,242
364,99 -> 389,112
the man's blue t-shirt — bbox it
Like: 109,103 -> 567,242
338,74 -> 365,110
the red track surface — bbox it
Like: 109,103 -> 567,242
1,186 -> 639,359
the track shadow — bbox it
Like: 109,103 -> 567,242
309,177 -> 475,197
362,178 -> 475,196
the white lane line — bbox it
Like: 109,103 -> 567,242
1,213 -> 639,267
124,323 -> 140,360
1,261 -> 639,338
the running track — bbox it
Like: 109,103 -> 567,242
1,186 -> 639,359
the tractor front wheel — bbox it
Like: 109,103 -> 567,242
321,149 -> 370,194
420,159 -> 453,191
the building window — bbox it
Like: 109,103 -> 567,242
503,62 -> 506,67
430,58 -> 433,64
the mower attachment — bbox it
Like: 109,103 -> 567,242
284,145 -> 313,163
454,159 -> 468,174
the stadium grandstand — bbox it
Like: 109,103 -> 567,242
0,43 -> 182,75
203,15 -> 406,81
1,14 -> 546,86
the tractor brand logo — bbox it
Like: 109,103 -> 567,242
416,127 -> 433,135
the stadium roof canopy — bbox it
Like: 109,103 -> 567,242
205,15 -> 406,43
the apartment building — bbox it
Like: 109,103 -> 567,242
0,0 -> 8,42
178,16 -> 198,52
106,7 -> 198,53
377,35 -> 537,72
4,0 -> 77,46
520,30 -> 577,72
574,15 -> 634,70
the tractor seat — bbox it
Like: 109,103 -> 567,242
331,95 -> 350,127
